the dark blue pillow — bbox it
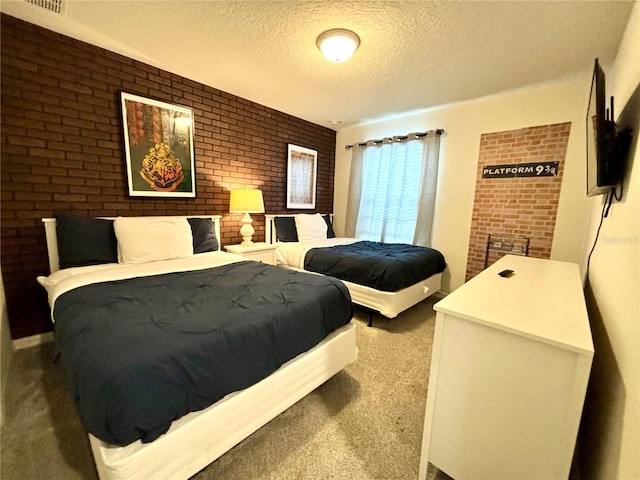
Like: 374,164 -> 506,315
55,213 -> 117,269
188,218 -> 219,253
323,215 -> 336,238
274,217 -> 298,242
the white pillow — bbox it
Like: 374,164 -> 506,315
295,213 -> 328,242
114,217 -> 193,264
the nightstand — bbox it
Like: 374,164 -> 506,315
224,243 -> 277,265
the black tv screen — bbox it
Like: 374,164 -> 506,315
586,59 -> 620,196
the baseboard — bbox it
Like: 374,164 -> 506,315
12,331 -> 54,350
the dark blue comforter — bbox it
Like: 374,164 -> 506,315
53,261 -> 353,446
304,241 -> 446,291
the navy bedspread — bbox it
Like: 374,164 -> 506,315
53,261 -> 353,446
304,241 -> 446,292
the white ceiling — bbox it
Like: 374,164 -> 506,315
1,1 -> 634,129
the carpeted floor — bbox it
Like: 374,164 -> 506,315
1,299 -> 452,480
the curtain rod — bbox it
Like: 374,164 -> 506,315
344,129 -> 446,150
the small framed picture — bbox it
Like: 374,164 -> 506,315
121,92 -> 196,197
286,144 -> 317,209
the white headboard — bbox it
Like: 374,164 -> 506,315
265,214 -> 333,245
42,215 -> 222,274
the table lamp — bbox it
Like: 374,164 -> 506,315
229,189 -> 265,246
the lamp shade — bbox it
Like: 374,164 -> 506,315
317,29 -> 360,63
229,189 -> 265,214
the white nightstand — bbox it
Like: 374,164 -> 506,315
224,243 -> 277,265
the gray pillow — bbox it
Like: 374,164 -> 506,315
188,218 -> 219,253
55,213 -> 117,269
274,217 -> 298,242
323,215 -> 336,238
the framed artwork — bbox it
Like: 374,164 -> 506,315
286,144 -> 317,209
121,92 -> 196,197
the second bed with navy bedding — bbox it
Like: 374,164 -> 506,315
304,241 -> 446,292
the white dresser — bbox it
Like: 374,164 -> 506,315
419,255 -> 594,480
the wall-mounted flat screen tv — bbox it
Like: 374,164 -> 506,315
586,59 -> 625,196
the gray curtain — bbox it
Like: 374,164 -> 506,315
344,146 -> 364,237
413,134 -> 441,246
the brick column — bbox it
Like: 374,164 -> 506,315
465,123 -> 571,281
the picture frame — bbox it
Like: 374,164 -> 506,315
286,144 -> 317,209
121,92 -> 196,197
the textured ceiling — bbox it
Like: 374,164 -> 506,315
1,1 -> 634,129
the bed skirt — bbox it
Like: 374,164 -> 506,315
279,265 -> 443,318
345,273 -> 443,318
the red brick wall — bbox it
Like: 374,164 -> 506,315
0,15 -> 336,339
465,123 -> 571,280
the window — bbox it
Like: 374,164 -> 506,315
345,131 -> 442,246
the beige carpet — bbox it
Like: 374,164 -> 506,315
1,299 -> 451,479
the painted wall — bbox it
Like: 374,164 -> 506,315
335,6 -> 639,477
0,15 -> 336,339
334,76 -> 591,294
578,2 -> 640,478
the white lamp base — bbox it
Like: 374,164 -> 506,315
239,212 -> 255,246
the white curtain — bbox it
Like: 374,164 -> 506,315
345,132 -> 441,246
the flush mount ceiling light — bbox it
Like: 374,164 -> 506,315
317,29 -> 360,63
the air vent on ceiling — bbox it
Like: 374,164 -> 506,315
23,0 -> 65,14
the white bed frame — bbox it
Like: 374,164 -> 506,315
265,214 -> 443,320
41,215 -> 357,480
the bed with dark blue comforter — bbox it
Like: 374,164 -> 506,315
53,260 -> 353,447
304,241 -> 446,292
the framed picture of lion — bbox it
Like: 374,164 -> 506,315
120,92 -> 196,197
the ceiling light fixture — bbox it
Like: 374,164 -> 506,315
317,29 -> 360,63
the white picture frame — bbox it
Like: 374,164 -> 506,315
286,144 -> 317,209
